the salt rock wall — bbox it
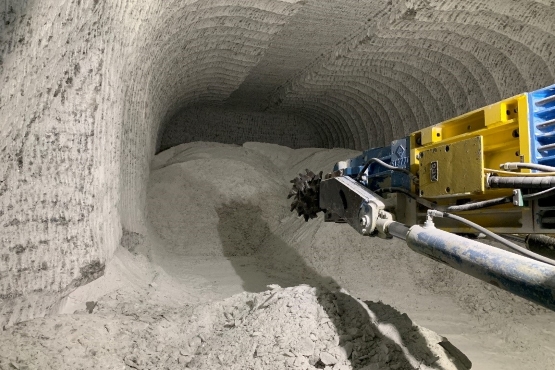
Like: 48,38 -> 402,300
1,0 -> 555,326
0,0 -> 124,326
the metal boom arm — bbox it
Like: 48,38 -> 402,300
319,176 -> 555,311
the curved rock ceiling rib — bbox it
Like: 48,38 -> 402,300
1,0 -> 555,325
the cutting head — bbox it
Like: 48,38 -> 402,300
288,169 -> 324,221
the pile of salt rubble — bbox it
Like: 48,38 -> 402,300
0,284 -> 469,370
190,284 -> 470,370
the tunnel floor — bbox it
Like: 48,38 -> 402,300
2,142 -> 555,369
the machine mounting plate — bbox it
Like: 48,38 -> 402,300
418,136 -> 484,198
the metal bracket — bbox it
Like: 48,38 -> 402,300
513,189 -> 523,206
320,176 -> 387,236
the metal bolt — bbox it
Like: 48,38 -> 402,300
360,216 -> 369,227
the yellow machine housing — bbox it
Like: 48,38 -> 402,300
407,94 -> 535,233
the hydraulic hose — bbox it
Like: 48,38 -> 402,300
488,175 -> 555,189
378,187 -> 513,212
356,158 -> 418,184
522,187 -> 555,200
446,196 -> 512,212
501,162 -> 555,172
485,168 -> 555,176
427,210 -> 555,267
526,234 -> 555,253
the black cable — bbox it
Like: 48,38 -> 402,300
523,187 -> 555,200
356,158 -> 418,184
525,234 -> 555,252
432,211 -> 555,266
446,196 -> 512,212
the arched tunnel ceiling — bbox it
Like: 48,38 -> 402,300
1,0 -> 555,325
154,0 -> 555,151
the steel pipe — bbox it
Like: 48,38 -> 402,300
405,225 -> 555,311
388,222 -> 410,240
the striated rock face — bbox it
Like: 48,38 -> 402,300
1,0 -> 555,325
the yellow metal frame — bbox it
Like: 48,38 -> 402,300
407,94 -> 533,232
410,93 -> 531,199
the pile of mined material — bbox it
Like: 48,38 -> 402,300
0,142 -> 471,369
190,285 -> 470,370
0,283 -> 470,370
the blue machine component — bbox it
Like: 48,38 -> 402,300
390,137 -> 411,189
528,84 -> 555,168
333,137 -> 411,191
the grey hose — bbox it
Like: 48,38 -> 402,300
501,162 -> 555,172
356,158 -> 418,184
428,210 -> 555,266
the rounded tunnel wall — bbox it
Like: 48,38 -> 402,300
1,0 -> 555,325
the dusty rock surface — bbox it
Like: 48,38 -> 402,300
0,281 -> 470,370
0,142 -> 476,370
2,142 -> 553,369
188,285 -> 469,370
3,0 -> 555,327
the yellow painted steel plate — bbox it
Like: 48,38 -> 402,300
418,136 -> 484,198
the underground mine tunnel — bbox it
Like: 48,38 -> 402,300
2,0 -> 555,369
